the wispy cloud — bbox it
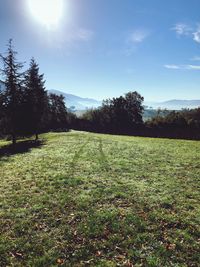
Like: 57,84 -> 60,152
172,23 -> 192,36
123,29 -> 150,56
193,25 -> 200,43
128,29 -> 149,43
164,64 -> 181,69
164,64 -> 200,70
172,22 -> 200,44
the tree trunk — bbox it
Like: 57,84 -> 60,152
35,133 -> 39,141
12,133 -> 16,147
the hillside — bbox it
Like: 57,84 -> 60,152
0,131 -> 199,266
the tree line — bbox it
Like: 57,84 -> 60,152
0,40 -> 69,145
75,91 -> 144,134
145,108 -> 200,139
73,94 -> 200,140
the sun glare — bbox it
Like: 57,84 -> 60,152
28,0 -> 64,29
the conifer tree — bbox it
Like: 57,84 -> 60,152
0,39 -> 24,145
24,58 -> 46,140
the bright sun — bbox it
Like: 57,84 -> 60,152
28,0 -> 64,28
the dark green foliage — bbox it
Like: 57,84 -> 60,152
80,91 -> 144,134
23,58 -> 47,139
0,39 -> 24,145
47,93 -> 69,131
147,108 -> 200,128
146,108 -> 200,139
0,41 -> 70,143
77,100 -> 200,139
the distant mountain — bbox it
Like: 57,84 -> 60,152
145,99 -> 200,110
49,89 -> 200,111
49,89 -> 102,110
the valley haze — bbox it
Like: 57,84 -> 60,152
49,88 -> 200,111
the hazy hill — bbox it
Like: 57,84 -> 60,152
145,99 -> 200,110
49,89 -> 102,110
160,99 -> 200,109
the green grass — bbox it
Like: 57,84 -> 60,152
0,131 -> 200,266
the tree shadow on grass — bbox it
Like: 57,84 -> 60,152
0,139 -> 45,159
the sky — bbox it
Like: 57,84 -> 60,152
0,0 -> 200,101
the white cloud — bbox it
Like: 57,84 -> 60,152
128,29 -> 149,43
172,22 -> 200,44
164,64 -> 200,70
123,29 -> 150,56
193,25 -> 200,43
172,23 -> 192,36
164,64 -> 181,69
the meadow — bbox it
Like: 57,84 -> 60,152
0,131 -> 199,266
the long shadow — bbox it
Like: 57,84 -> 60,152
68,139 -> 89,178
0,139 -> 45,159
98,138 -> 110,171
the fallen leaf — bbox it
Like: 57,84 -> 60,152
57,258 -> 65,265
95,251 -> 102,257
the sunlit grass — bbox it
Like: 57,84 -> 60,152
0,131 -> 199,266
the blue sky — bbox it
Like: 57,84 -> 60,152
1,0 -> 200,101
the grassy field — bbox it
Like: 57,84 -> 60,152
0,131 -> 199,266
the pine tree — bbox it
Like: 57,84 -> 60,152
24,58 -> 46,140
0,39 -> 24,145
